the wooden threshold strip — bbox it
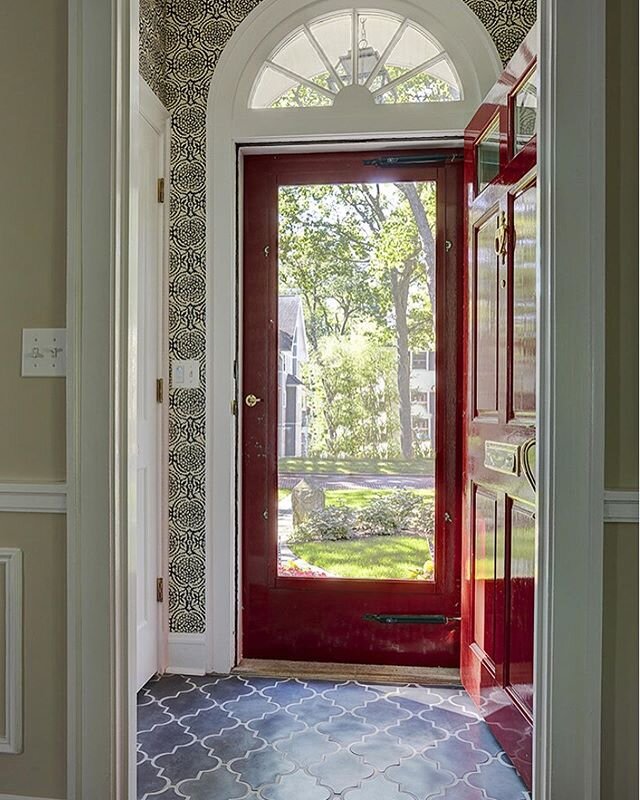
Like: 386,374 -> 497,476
233,659 -> 461,686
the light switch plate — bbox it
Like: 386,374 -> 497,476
172,359 -> 200,389
22,328 -> 66,377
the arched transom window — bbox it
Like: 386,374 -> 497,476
250,9 -> 462,108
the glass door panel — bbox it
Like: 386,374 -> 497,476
276,180 -> 437,582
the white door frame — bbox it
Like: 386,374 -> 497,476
132,76 -> 171,688
206,0 -> 502,680
66,0 -> 605,799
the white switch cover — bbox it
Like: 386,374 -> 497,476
22,328 -> 66,377
172,359 -> 200,389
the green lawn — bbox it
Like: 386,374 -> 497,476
324,487 -> 434,509
278,457 -> 434,476
290,536 -> 433,580
277,487 -> 434,508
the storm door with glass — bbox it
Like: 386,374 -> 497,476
242,151 -> 462,666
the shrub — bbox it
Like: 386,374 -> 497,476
356,496 -> 402,536
292,505 -> 355,542
356,490 -> 434,537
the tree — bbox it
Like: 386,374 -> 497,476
335,182 -> 436,459
279,185 -> 383,349
278,181 -> 437,461
304,325 -> 400,459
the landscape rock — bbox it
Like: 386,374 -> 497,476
291,478 -> 325,527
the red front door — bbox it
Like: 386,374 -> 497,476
242,151 -> 462,668
461,29 -> 538,788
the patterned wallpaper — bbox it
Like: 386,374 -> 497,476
140,0 -> 167,102
139,0 -> 536,634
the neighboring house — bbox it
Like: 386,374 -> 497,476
410,350 -> 436,452
278,294 -> 308,457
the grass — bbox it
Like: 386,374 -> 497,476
290,536 -> 433,580
278,456 -> 434,477
324,487 -> 434,509
277,487 -> 435,508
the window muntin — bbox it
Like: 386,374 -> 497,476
476,114 -> 501,193
513,66 -> 538,154
250,9 -> 462,109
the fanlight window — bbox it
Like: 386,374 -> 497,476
250,9 -> 462,108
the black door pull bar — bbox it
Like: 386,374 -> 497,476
363,614 -> 461,625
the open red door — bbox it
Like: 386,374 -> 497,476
461,27 -> 538,788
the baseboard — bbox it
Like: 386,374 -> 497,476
0,795 -> 65,800
166,632 -> 207,675
234,658 -> 461,686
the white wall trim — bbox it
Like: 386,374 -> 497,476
0,483 -> 66,514
604,490 -> 640,523
67,0 -> 134,797
166,633 -> 208,676
0,549 -> 23,754
535,0 -> 606,795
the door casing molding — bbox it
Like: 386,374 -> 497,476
66,1 -> 606,799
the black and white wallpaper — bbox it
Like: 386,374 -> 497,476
139,0 -> 536,634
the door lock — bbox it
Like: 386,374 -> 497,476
245,393 -> 262,407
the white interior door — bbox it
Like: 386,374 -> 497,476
134,82 -> 169,691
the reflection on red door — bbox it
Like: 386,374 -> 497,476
242,151 -> 463,668
461,26 -> 538,789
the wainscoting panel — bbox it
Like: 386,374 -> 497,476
0,548 -> 23,754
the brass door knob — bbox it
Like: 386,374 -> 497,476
245,393 -> 262,407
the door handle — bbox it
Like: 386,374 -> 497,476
494,210 -> 508,262
245,393 -> 262,407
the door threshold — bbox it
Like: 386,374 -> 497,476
234,659 -> 461,686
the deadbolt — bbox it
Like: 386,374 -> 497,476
245,393 -> 262,407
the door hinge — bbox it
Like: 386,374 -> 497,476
157,177 -> 165,203
156,577 -> 164,603
156,378 -> 164,403
231,398 -> 238,415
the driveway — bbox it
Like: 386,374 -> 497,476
279,472 -> 434,490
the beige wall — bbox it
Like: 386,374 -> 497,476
601,0 -> 639,796
0,0 -> 635,798
0,1 -> 68,798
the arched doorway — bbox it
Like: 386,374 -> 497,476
205,0 -> 501,675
